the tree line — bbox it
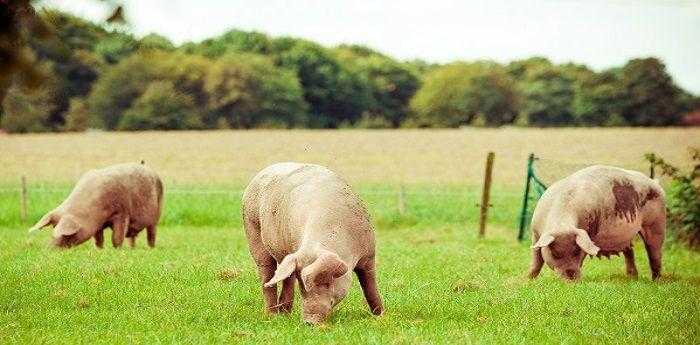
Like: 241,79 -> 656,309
1,10 -> 698,133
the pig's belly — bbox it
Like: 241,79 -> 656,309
591,217 -> 641,252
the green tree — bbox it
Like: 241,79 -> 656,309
618,58 -> 682,126
24,11 -> 106,129
41,10 -> 107,52
183,30 -> 272,58
63,98 -> 90,131
119,81 -> 202,130
572,70 -> 626,126
1,66 -> 59,133
88,51 -> 162,129
518,64 -> 576,126
335,48 -> 420,127
275,40 -> 372,127
88,51 -> 211,130
139,33 -> 175,51
204,53 -> 308,128
506,57 -> 553,80
409,62 -> 518,127
94,32 -> 138,64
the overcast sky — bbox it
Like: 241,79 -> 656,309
42,0 -> 700,94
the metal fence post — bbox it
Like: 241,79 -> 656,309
517,153 -> 535,241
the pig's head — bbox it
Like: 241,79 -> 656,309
532,228 -> 600,280
265,250 -> 350,325
28,211 -> 90,248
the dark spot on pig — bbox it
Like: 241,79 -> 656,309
639,188 -> 659,208
580,210 -> 602,238
612,181 -> 640,222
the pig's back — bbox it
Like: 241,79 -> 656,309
243,162 -> 374,261
536,165 -> 664,249
64,163 -> 163,226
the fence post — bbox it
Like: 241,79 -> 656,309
20,176 -> 28,224
517,153 -> 535,241
649,161 -> 655,179
397,185 -> 406,215
478,152 -> 495,237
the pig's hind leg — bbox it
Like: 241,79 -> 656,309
640,219 -> 665,281
355,256 -> 383,316
640,202 -> 666,281
244,216 -> 279,314
146,225 -> 157,248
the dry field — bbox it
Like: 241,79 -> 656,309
0,127 -> 698,187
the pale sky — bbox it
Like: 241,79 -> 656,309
42,0 -> 700,94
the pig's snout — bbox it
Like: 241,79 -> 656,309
564,269 -> 580,281
303,314 -> 326,325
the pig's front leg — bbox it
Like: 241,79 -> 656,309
277,276 -> 295,313
528,248 -> 544,279
111,215 -> 129,248
622,247 -> 638,278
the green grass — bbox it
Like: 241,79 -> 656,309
1,185 -> 698,344
0,184 -> 524,230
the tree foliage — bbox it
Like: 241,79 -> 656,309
409,62 -> 518,127
204,53 -> 308,128
2,9 -> 697,133
119,80 -> 202,130
1,64 -> 59,133
275,40 -> 372,127
516,62 -> 576,127
336,47 -> 420,126
619,58 -> 682,126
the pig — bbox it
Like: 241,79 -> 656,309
28,162 -> 164,249
242,162 -> 384,325
528,165 -> 666,281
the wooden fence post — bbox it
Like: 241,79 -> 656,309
20,176 -> 28,224
478,152 -> 495,237
397,185 -> 406,215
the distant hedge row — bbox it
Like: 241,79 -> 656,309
1,10 -> 698,133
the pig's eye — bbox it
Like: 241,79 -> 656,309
573,247 -> 581,255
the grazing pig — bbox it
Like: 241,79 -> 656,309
242,162 -> 383,325
28,162 -> 164,249
528,165 -> 666,281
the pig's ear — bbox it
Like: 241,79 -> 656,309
531,234 -> 555,248
28,211 -> 58,235
575,229 -> 600,256
264,254 -> 297,287
52,215 -> 82,238
302,251 -> 348,288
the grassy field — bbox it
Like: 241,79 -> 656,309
1,128 -> 699,344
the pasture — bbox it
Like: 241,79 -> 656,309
1,128 -> 699,344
